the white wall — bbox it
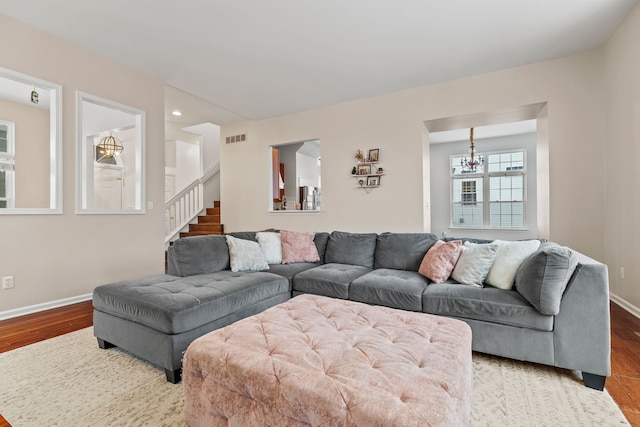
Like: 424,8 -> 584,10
603,4 -> 640,311
0,13 -> 165,314
221,50 -> 606,261
430,132 -> 538,240
184,122 -> 220,172
175,140 -> 200,190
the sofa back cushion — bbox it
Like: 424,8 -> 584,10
227,231 -> 258,242
314,232 -> 330,264
325,231 -> 378,268
167,234 -> 230,277
514,243 -> 579,315
374,232 -> 438,271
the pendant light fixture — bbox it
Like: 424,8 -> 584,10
460,127 -> 484,172
97,134 -> 124,158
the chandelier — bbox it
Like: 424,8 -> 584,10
460,127 -> 483,172
97,135 -> 124,158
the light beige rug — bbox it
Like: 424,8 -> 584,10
0,328 -> 629,427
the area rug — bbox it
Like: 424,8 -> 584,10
0,328 -> 629,426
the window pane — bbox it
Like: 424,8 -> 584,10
0,124 -> 7,153
487,150 -> 525,172
452,177 -> 483,226
489,175 -> 524,228
0,170 -> 5,198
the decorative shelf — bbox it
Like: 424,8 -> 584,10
352,148 -> 384,192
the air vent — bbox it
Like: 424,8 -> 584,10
226,133 -> 247,144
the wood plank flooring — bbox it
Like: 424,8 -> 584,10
0,300 -> 638,426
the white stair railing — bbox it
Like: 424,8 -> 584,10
165,163 -> 220,244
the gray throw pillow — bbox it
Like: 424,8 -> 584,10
451,242 -> 498,287
325,231 -> 378,268
374,232 -> 438,271
515,246 -> 579,315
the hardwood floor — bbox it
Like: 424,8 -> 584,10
0,300 -> 638,426
609,302 -> 640,425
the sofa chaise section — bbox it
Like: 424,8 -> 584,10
93,235 -> 290,383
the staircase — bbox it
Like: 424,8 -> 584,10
179,201 -> 224,238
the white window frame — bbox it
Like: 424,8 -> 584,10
450,149 -> 526,230
0,120 -> 16,208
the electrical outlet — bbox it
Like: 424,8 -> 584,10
2,276 -> 14,289
620,267 -> 625,280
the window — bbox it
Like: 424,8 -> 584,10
0,121 -> 15,208
451,150 -> 526,229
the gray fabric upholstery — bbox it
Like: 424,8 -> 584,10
267,262 -> 319,288
553,255 -> 611,376
314,232 -> 330,264
292,263 -> 372,299
350,269 -> 429,311
324,231 -> 377,268
423,282 -> 554,331
93,271 -> 289,334
94,231 -> 610,388
515,244 -> 579,315
167,235 -> 230,276
373,232 -> 438,271
457,317 -> 555,366
227,231 -> 258,242
93,292 -> 290,376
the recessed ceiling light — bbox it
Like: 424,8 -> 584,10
172,110 -> 182,116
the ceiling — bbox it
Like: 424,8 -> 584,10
0,0 -> 637,128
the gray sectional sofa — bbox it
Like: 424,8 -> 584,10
92,230 -> 610,390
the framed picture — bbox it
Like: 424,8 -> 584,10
368,148 -> 380,162
367,176 -> 380,186
358,164 -> 371,175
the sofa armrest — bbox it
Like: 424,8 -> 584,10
553,253 -> 610,377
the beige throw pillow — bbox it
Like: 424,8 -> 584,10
485,239 -> 541,290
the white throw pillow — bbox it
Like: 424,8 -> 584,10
256,232 -> 282,264
451,242 -> 498,287
485,240 -> 541,290
225,235 -> 270,272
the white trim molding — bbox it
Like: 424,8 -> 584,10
610,293 -> 640,320
0,293 -> 92,321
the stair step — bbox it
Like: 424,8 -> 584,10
189,223 -> 224,232
198,215 -> 221,223
214,200 -> 221,208
206,207 -> 221,216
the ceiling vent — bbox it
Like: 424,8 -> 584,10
226,133 -> 247,144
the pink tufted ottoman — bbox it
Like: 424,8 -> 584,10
183,294 -> 472,426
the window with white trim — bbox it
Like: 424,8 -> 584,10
451,150 -> 526,229
0,121 -> 15,209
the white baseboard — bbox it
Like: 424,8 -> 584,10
0,293 -> 92,321
610,292 -> 640,320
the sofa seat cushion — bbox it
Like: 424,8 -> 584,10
292,263 -> 372,299
267,262 -> 319,287
350,269 -> 430,311
92,272 -> 289,335
422,282 -> 554,331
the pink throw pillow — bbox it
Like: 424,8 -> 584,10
280,230 -> 320,264
419,240 -> 463,283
